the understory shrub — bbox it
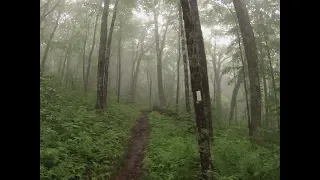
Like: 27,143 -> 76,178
40,74 -> 139,179
144,112 -> 280,180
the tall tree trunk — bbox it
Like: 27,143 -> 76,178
102,0 -> 120,107
229,7 -> 252,136
40,10 -> 62,72
82,26 -> 89,91
211,44 -> 222,119
178,2 -> 191,113
229,68 -> 243,123
96,0 -> 110,110
130,40 -> 155,102
232,0 -> 262,145
215,57 -> 222,119
85,12 -> 100,93
176,9 -> 181,113
257,38 -> 269,128
264,34 -> 279,131
60,42 -> 72,81
180,0 -> 213,179
147,68 -> 153,109
154,0 -> 167,107
117,19 -> 123,103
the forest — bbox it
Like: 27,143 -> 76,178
40,0 -> 280,179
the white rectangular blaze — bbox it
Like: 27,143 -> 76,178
196,90 -> 202,102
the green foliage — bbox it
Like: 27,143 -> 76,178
143,112 -> 199,180
40,74 -> 139,179
144,112 -> 280,180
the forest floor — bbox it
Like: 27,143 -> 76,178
114,110 -> 150,180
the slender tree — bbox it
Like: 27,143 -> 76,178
232,0 -> 262,145
116,19 -> 123,103
176,7 -> 181,113
84,12 -> 100,92
153,0 -> 167,107
96,0 -> 110,110
41,9 -> 62,72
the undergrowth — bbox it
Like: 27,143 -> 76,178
144,112 -> 280,180
40,74 -> 139,179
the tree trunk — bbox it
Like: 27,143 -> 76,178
60,42 -> 72,81
232,0 -> 262,145
117,19 -> 123,103
82,26 -> 89,91
229,6 -> 252,136
154,1 -> 167,107
130,40 -> 155,102
264,34 -> 279,131
102,0 -> 120,107
229,68 -> 242,123
40,10 -> 62,71
85,12 -> 100,93
178,2 -> 191,113
211,45 -> 222,119
257,37 -> 269,128
176,7 -> 181,113
96,0 -> 110,110
180,0 -> 213,179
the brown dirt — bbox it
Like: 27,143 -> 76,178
113,110 -> 150,180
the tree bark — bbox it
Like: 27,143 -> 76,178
228,68 -> 242,123
232,0 -> 262,145
176,6 -> 181,113
82,24 -> 89,91
96,0 -> 110,110
257,36 -> 269,128
85,12 -> 100,93
179,3 -> 191,113
264,34 -> 279,131
180,0 -> 213,179
40,10 -> 62,72
130,40 -> 155,102
154,0 -> 167,107
117,19 -> 123,103
102,0 -> 120,107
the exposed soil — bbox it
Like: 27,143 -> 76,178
113,110 -> 150,180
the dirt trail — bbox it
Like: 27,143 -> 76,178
114,110 -> 150,180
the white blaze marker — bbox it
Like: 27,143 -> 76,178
196,90 -> 202,103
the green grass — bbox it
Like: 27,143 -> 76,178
40,74 -> 139,179
144,112 -> 280,180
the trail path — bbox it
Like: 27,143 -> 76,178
114,110 -> 150,180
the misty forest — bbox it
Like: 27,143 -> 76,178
40,0 -> 280,179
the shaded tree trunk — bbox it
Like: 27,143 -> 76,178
130,39 -> 155,102
96,0 -> 110,110
264,34 -> 279,131
232,0 -> 262,145
176,7 -> 181,113
257,37 -> 269,128
229,68 -> 243,123
178,2 -> 191,113
85,12 -> 100,92
229,7 -> 252,136
41,10 -> 62,71
82,24 -> 89,91
102,0 -> 120,107
180,0 -> 213,179
154,0 -> 168,107
117,19 -> 123,103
